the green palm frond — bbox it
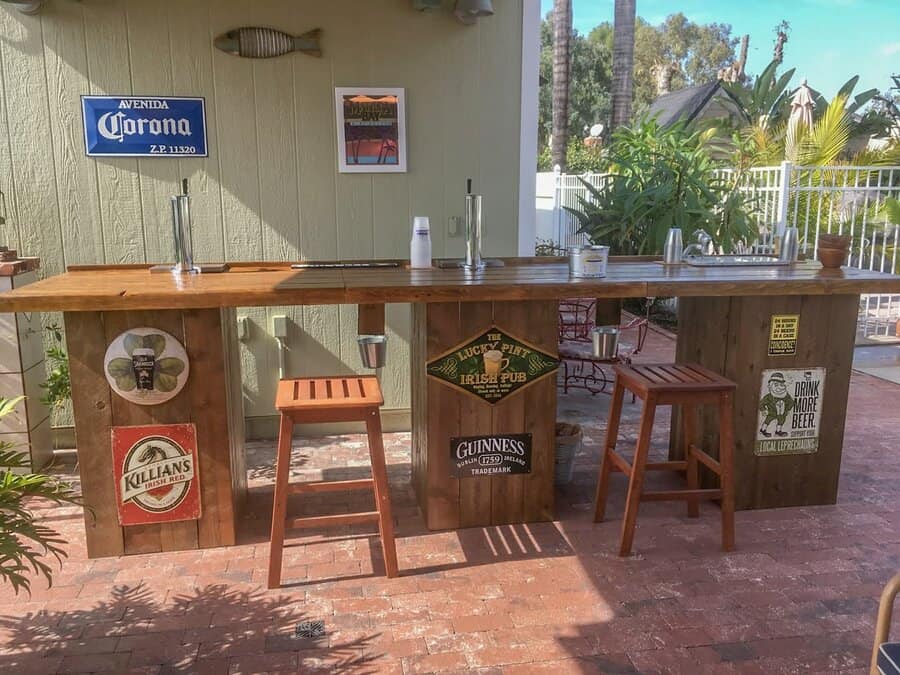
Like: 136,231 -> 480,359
0,398 -> 80,594
798,94 -> 852,166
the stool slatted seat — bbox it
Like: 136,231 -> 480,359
268,376 -> 398,588
594,363 -> 736,556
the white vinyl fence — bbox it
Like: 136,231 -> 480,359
536,162 -> 900,343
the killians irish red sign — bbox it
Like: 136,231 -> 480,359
111,424 -> 201,526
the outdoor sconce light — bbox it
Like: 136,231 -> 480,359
454,0 -> 494,25
1,0 -> 44,14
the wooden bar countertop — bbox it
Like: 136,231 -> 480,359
1,257 -> 899,312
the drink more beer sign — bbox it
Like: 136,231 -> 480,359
426,326 -> 560,404
111,424 -> 201,526
82,96 -> 208,157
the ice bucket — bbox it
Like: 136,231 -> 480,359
357,335 -> 388,369
591,326 -> 619,360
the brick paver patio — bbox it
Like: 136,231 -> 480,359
2,328 -> 898,674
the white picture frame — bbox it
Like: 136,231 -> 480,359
335,87 -> 407,173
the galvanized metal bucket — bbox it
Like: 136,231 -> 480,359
357,335 -> 388,369
591,326 -> 619,360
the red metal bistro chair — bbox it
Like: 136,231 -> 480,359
557,298 -> 650,395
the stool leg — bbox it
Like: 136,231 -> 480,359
365,408 -> 399,578
683,403 -> 700,518
718,391 -> 736,552
267,413 -> 294,589
619,393 -> 657,557
593,378 -> 626,522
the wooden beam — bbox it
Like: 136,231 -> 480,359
357,303 -> 385,335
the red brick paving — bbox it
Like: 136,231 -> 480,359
1,328 -> 897,673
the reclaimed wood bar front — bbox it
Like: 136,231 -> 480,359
2,259 -> 899,557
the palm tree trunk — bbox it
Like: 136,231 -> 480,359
551,0 -> 572,171
610,0 -> 636,132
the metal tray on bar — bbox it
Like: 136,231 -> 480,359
683,255 -> 792,267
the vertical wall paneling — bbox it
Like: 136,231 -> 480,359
168,0 -> 226,264
0,0 -> 525,423
42,1 -> 104,266
83,0 -> 144,264
478,5 -> 522,257
127,1 -> 180,264
0,11 -> 64,275
441,18 -> 480,261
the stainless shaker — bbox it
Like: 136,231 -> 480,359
779,226 -> 800,262
663,228 -> 683,264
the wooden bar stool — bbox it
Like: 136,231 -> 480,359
593,363 -> 736,556
267,375 -> 398,588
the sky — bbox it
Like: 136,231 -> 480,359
539,0 -> 900,99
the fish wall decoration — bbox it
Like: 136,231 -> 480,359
214,27 -> 322,59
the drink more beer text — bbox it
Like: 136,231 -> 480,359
792,378 -> 820,430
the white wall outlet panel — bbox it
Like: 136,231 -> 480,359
272,315 -> 289,339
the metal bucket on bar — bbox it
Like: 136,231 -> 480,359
591,326 -> 619,360
357,335 -> 388,369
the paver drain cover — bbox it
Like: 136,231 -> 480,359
295,620 -> 326,639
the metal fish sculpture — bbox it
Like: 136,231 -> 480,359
214,27 -> 322,59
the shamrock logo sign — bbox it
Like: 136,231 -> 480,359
104,328 -> 190,405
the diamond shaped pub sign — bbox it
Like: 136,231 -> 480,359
426,326 -> 560,404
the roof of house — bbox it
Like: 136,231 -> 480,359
646,81 -> 745,126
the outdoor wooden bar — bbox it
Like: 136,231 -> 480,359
2,258 -> 899,557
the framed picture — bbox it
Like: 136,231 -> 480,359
335,87 -> 407,173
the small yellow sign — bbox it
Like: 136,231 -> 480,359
768,314 -> 800,356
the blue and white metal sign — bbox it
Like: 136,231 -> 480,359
82,96 -> 208,158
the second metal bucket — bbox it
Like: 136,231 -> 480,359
591,326 -> 619,360
357,335 -> 388,369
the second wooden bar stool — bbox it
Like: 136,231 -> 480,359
594,363 -> 736,556
267,375 -> 398,588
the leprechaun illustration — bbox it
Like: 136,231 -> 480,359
759,371 -> 794,437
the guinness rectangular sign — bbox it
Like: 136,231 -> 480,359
450,433 -> 532,478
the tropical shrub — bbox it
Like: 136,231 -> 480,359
40,324 -> 70,411
538,138 -> 605,173
564,118 -> 757,254
0,397 -> 80,594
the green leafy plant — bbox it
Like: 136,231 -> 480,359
564,118 -> 757,254
883,197 -> 900,226
106,333 -> 185,393
40,324 -> 70,410
0,396 -> 80,594
721,59 -> 796,128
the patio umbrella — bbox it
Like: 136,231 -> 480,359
789,79 -> 816,130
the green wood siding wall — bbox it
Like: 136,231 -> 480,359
0,0 -> 524,426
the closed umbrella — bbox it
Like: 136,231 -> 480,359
790,79 -> 816,130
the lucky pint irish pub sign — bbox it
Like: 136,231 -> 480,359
426,326 -> 559,404
112,423 -> 201,526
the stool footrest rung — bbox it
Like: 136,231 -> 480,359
646,460 -> 688,471
607,450 -> 632,476
689,446 -> 721,474
641,489 -> 721,502
286,511 -> 381,530
288,478 -> 374,495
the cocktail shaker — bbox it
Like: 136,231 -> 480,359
780,226 -> 800,262
663,228 -> 683,264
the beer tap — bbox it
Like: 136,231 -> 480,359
171,178 -> 198,274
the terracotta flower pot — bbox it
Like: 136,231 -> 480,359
817,247 -> 846,269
